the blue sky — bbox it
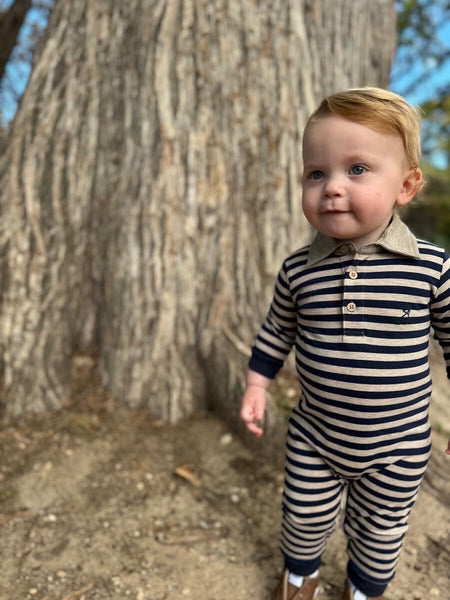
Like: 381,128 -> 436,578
388,7 -> 450,169
389,10 -> 450,106
1,0 -> 449,166
0,0 -> 50,123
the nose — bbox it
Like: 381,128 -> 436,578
323,176 -> 344,198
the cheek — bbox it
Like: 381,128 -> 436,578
302,197 -> 315,220
358,191 -> 394,224
358,187 -> 385,212
301,195 -> 319,225
301,192 -> 309,212
302,187 -> 317,208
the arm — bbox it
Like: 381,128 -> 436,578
430,252 -> 450,453
241,260 -> 298,436
249,259 -> 298,378
431,252 -> 450,377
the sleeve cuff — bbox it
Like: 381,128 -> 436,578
248,348 -> 284,379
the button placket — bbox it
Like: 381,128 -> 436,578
342,257 -> 365,338
344,266 -> 358,314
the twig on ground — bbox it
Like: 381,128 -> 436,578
61,582 -> 94,600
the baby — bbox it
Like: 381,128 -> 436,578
240,87 -> 450,600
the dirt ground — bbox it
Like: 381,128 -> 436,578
0,347 -> 449,600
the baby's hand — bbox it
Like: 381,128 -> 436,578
240,385 -> 266,437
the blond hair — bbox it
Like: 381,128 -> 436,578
306,87 -> 423,175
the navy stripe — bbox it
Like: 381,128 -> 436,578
298,361 -> 430,386
298,389 -> 430,416
300,410 -> 430,443
302,398 -> 428,427
299,371 -> 431,401
297,344 -> 428,370
289,417 -> 431,457
299,335 -> 429,355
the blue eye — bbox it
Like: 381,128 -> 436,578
310,170 -> 323,180
350,165 -> 366,175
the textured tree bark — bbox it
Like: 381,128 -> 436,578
0,0 -> 396,421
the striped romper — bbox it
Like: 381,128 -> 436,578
249,215 -> 450,597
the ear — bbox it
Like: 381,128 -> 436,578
396,168 -> 423,207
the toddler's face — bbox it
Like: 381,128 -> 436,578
301,116 -> 417,248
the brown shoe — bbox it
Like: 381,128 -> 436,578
342,579 -> 384,600
271,569 -> 320,600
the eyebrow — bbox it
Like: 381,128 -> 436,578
303,152 -> 378,168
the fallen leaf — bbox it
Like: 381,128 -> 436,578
174,465 -> 201,487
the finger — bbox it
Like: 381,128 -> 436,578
246,420 -> 263,437
240,404 -> 255,422
254,399 -> 265,421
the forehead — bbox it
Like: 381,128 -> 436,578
303,115 -> 406,159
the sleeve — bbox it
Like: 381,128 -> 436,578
248,260 -> 298,379
431,251 -> 450,379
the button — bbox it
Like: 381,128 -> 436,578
346,302 -> 356,312
349,270 -> 358,279
336,245 -> 349,255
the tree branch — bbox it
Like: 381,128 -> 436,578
0,0 -> 32,83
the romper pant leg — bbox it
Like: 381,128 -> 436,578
344,453 -> 430,598
281,426 -> 346,576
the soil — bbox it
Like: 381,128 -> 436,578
0,347 -> 449,600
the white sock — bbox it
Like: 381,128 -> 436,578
349,580 -> 367,600
288,569 -> 319,587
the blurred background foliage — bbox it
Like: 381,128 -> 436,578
392,0 -> 450,250
0,0 -> 449,249
404,164 -> 450,249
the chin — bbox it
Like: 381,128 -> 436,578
322,227 -> 355,240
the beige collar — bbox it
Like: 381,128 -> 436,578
306,212 -> 420,266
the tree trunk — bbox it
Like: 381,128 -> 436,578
0,0 -> 396,421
